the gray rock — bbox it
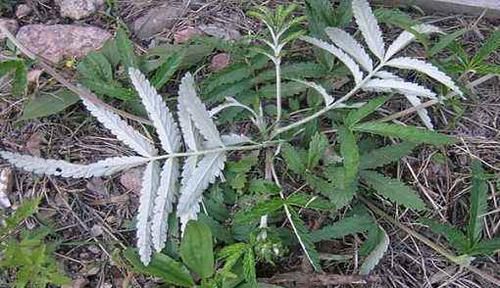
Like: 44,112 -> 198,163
16,24 -> 111,63
198,23 -> 241,41
132,5 -> 186,39
15,4 -> 32,18
0,18 -> 19,40
58,0 -> 104,20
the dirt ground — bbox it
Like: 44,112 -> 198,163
0,1 -> 499,287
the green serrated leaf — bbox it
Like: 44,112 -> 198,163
198,214 -> 233,244
258,81 -> 308,99
235,199 -> 285,223
359,142 -> 418,170
471,30 -> 500,68
467,160 -> 488,246
248,179 -> 281,195
474,64 -> 500,75
0,60 -> 27,97
353,122 -> 455,145
288,207 -> 321,271
360,170 -> 426,210
338,126 -> 359,183
115,26 -> 138,68
243,248 -> 257,286
345,96 -> 390,127
12,60 -> 27,97
286,193 -> 333,211
80,78 -> 136,100
420,218 -> 468,253
310,214 -> 373,242
307,132 -> 329,169
281,143 -> 306,174
374,8 -> 416,29
180,221 -> 215,279
204,64 -> 253,93
359,225 -> 389,275
77,52 -> 113,82
468,238 -> 500,256
123,249 -> 194,287
428,29 -> 466,57
324,166 -> 357,208
20,90 -> 80,121
1,198 -> 40,236
150,51 -> 184,89
142,42 -> 215,73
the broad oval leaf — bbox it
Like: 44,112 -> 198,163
180,220 -> 215,278
124,248 -> 194,287
20,90 -> 80,121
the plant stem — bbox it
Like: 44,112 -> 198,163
360,197 -> 500,286
149,141 -> 279,161
271,64 -> 384,139
275,59 -> 282,125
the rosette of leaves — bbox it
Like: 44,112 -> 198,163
0,68 -> 250,265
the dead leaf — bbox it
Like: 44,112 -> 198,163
119,167 -> 144,194
210,53 -> 231,71
174,26 -> 202,43
25,131 -> 44,157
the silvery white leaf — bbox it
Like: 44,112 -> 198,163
290,78 -> 334,106
0,151 -> 149,178
385,24 -> 441,60
221,134 -> 252,146
129,68 -> 181,153
363,79 -> 437,99
177,152 -> 226,231
373,70 -> 434,130
352,0 -> 385,60
82,99 -> 156,157
325,27 -> 373,71
87,156 -> 151,177
301,36 -> 363,84
178,73 -> 223,147
360,225 -> 389,275
404,93 -> 434,130
385,57 -> 463,97
374,70 -> 401,80
177,98 -> 201,152
0,168 -> 12,209
151,158 -> 179,252
136,161 -> 161,265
